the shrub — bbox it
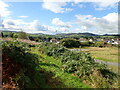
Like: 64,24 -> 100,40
80,41 -> 93,47
18,31 -> 28,39
8,32 -> 14,38
94,41 -> 105,47
60,38 -> 80,48
13,33 -> 18,38
38,42 -> 120,88
2,41 -> 43,88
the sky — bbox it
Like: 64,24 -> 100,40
0,0 -> 119,35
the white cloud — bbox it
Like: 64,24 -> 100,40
2,18 -> 67,34
42,0 -> 73,13
102,13 -> 118,23
42,0 -> 118,12
52,18 -> 72,28
78,4 -> 85,8
74,12 -> 118,34
75,0 -> 118,10
0,0 -> 11,17
93,0 -> 118,10
2,12 -> 118,34
18,16 -> 29,18
26,20 -> 48,32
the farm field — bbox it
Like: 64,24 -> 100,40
79,47 -> 119,63
69,47 -> 119,73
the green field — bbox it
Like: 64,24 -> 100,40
82,47 -> 119,63
31,48 -> 90,88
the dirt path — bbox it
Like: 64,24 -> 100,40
94,59 -> 119,66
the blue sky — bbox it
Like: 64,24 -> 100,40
0,0 -> 118,34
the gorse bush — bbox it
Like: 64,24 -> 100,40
38,42 -> 120,88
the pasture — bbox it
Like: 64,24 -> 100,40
82,47 -> 119,63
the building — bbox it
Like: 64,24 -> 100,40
50,39 -> 59,43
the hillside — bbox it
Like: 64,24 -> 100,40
2,39 -> 120,89
1,31 -> 119,38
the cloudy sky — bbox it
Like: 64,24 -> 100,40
0,0 -> 119,35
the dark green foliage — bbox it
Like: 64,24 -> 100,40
2,41 -> 44,88
0,32 -> 4,37
39,42 -> 68,57
39,43 -> 103,75
13,33 -> 18,38
18,31 -> 28,39
38,43 -> 120,88
8,32 -> 14,38
80,41 -> 93,47
60,38 -> 80,48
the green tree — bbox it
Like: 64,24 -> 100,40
0,32 -> 4,37
80,41 -> 93,47
60,38 -> 80,48
18,31 -> 28,39
13,33 -> 18,38
8,32 -> 14,38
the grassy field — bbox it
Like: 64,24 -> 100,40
107,65 -> 120,74
82,47 -> 119,63
31,48 -> 90,88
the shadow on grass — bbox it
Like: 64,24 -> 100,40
39,69 -> 66,88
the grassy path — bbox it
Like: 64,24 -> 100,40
31,48 -> 90,88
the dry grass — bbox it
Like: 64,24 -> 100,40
1,37 -> 40,45
84,47 -> 118,63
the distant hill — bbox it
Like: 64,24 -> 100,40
1,31 -> 119,38
55,32 -> 99,38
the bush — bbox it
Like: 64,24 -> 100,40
94,41 -> 105,47
8,32 -> 14,38
13,33 -> 18,38
2,41 -> 43,88
80,41 -> 94,47
18,31 -> 28,39
38,42 -> 120,88
60,38 -> 80,48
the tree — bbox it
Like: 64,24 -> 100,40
80,41 -> 93,47
13,33 -> 18,38
60,38 -> 80,48
8,32 -> 14,38
0,32 -> 4,37
18,31 -> 28,39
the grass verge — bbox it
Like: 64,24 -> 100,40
31,48 -> 90,88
